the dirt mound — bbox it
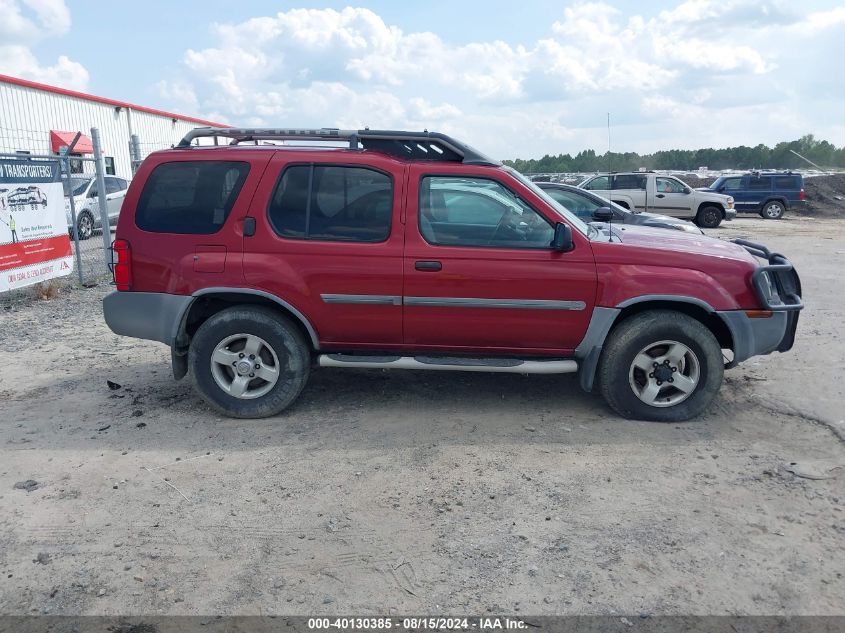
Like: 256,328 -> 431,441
803,174 -> 845,217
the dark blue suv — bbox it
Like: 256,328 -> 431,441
704,172 -> 805,220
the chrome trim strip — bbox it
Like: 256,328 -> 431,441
319,354 -> 578,374
404,297 -> 586,311
321,293 -> 401,306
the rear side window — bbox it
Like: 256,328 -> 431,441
105,177 -> 122,194
774,176 -> 799,189
612,174 -> 646,190
268,165 -> 392,242
135,161 -> 249,234
748,176 -> 772,190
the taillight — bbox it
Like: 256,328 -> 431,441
112,239 -> 132,291
799,188 -> 805,201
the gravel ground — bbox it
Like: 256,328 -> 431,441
0,215 -> 843,616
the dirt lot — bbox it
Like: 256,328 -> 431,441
1,215 -> 844,617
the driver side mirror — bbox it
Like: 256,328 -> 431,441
551,222 -> 574,252
88,189 -> 98,199
683,186 -> 691,194
593,206 -> 613,222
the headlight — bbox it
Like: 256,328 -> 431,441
726,196 -> 734,209
759,271 -> 781,305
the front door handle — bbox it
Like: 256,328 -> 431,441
415,260 -> 442,271
656,193 -> 665,198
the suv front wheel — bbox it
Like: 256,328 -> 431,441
597,310 -> 724,421
189,306 -> 311,418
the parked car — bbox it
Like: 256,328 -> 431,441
64,175 -> 130,239
537,182 -> 703,234
103,127 -> 802,422
578,172 -> 736,228
701,171 -> 805,219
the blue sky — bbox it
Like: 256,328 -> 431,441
3,1 -> 845,158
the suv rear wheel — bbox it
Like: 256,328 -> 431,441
760,201 -> 785,220
597,310 -> 723,421
695,205 -> 722,229
189,306 -> 310,418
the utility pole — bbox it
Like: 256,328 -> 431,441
789,149 -> 826,171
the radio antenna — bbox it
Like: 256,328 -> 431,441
609,113 -> 614,235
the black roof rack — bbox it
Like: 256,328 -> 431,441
175,127 -> 500,166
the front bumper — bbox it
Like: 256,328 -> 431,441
725,208 -> 736,220
719,239 -> 803,367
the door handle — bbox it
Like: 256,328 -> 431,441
656,193 -> 665,198
415,260 -> 442,271
243,217 -> 256,237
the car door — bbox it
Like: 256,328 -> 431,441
746,175 -> 773,211
652,176 -> 692,218
243,153 -> 405,348
717,176 -> 748,211
104,177 -> 127,221
403,165 -> 596,355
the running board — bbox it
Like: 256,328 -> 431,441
318,354 -> 578,374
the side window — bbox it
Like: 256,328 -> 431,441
612,174 -> 646,190
268,165 -> 392,242
774,176 -> 798,189
135,160 -> 249,234
546,189 -> 602,220
420,176 -> 554,249
104,157 -> 116,175
655,177 -> 686,193
105,177 -> 122,194
748,177 -> 772,191
583,176 -> 610,191
720,177 -> 743,191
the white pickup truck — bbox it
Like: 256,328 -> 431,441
578,172 -> 736,228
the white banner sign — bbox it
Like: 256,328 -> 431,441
0,159 -> 74,292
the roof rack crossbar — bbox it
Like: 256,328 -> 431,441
175,127 -> 499,166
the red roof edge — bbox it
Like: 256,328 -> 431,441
0,73 -> 230,129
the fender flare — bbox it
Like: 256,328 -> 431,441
574,296 -> 727,392
175,287 -> 320,350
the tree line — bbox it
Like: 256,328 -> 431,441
503,135 -> 845,174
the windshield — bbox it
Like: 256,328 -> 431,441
505,167 -> 591,236
63,177 -> 91,197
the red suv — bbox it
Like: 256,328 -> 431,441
103,128 -> 803,422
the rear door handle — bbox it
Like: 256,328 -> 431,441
415,260 -> 442,271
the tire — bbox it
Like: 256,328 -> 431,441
75,211 -> 94,240
760,201 -> 785,220
597,310 -> 724,422
695,205 -> 722,228
189,306 -> 311,418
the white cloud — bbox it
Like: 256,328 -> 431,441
156,2 -> 844,157
0,0 -> 87,90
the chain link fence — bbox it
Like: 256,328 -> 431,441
0,127 -> 173,308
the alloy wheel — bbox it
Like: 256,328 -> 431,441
628,339 -> 700,407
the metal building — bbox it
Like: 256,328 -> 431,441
0,73 -> 226,179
